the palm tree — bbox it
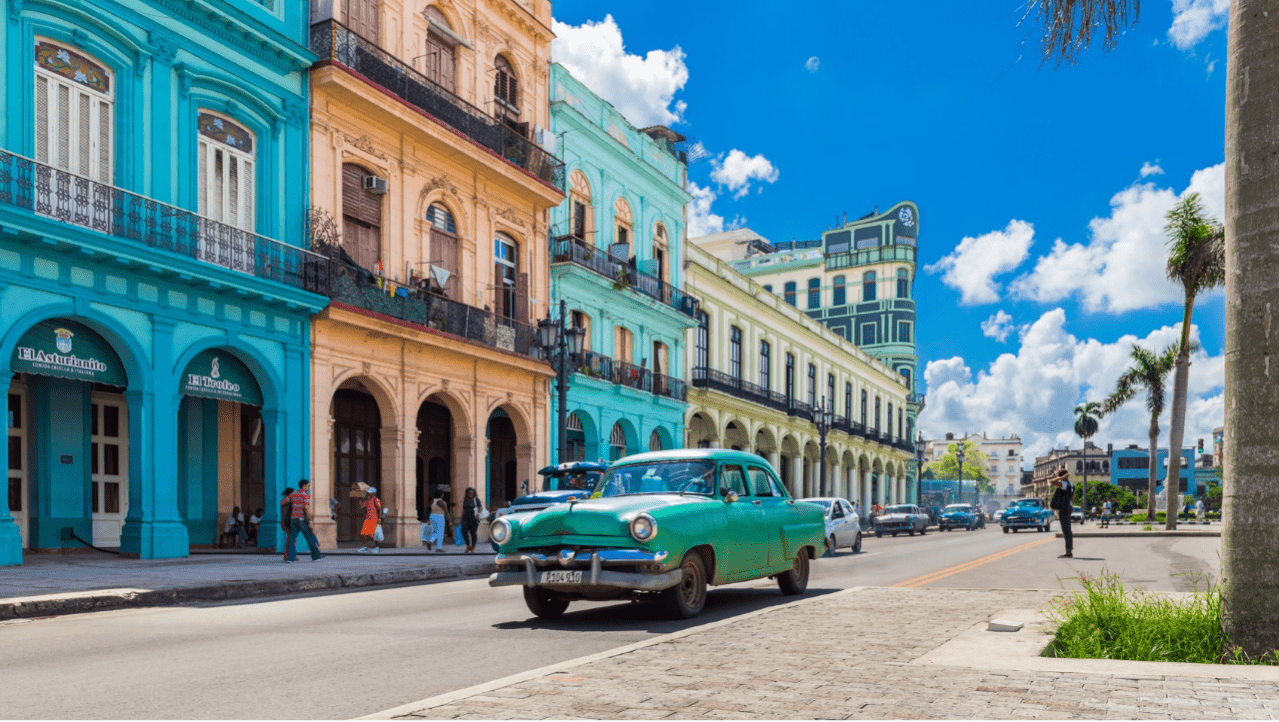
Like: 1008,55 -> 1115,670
1074,401 -> 1101,518
1031,0 -> 1279,663
1102,346 -> 1177,521
1161,194 -> 1225,530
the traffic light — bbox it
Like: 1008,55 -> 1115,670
1198,438 -> 1205,453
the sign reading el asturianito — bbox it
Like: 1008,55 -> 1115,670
180,349 -> 262,406
11,319 -> 127,386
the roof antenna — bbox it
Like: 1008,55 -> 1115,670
843,212 -> 847,226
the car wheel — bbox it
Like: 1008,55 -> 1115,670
875,530 -> 883,538
523,587 -> 570,620
919,525 -> 927,536
1002,527 -> 1010,534
908,528 -> 915,536
853,532 -> 862,553
777,549 -> 810,595
824,535 -> 836,557
1046,522 -> 1053,532
663,552 -> 708,619
892,532 -> 899,537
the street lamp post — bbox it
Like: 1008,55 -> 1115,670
915,432 -> 925,505
537,299 -> 585,464
815,396 -> 833,497
955,441 -> 965,506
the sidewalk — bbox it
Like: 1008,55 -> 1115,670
0,543 -> 495,621
376,586 -> 1279,721
1061,523 -> 1221,538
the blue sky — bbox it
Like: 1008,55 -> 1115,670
549,0 -> 1230,464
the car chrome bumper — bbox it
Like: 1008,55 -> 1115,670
488,549 -> 678,590
1001,519 -> 1043,527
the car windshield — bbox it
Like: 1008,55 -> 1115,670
884,505 -> 913,514
592,460 -> 717,498
543,471 -> 602,492
1011,500 -> 1040,509
944,505 -> 969,512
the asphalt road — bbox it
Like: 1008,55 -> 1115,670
0,524 -> 1220,719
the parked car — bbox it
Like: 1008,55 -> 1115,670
488,450 -> 827,620
807,497 -> 863,554
993,509 -> 1007,524
1071,505 -> 1084,523
496,461 -> 608,517
938,503 -> 984,531
873,504 -> 929,537
1000,498 -> 1054,533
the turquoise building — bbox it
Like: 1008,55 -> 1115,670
548,64 -> 697,462
0,0 -> 325,564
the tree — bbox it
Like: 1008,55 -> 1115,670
1102,345 -> 1177,520
1161,194 -> 1225,531
922,440 -> 992,503
1073,401 -> 1101,520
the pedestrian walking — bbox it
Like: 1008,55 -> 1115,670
460,487 -> 485,553
1101,499 -> 1112,528
1049,469 -> 1074,558
285,479 -> 326,563
359,487 -> 382,553
278,487 -> 293,561
1196,497 -> 1205,521
421,498 -> 448,551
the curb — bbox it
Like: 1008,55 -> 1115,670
1058,530 -> 1220,538
0,561 -> 497,622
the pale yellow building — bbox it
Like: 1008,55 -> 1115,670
683,242 -> 915,516
307,0 -> 563,547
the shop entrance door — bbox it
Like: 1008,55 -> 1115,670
7,384 -> 28,547
90,393 -> 127,547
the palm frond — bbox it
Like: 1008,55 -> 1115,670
1030,0 -> 1141,66
1165,193 -> 1226,296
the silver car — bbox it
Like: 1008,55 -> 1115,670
806,497 -> 863,554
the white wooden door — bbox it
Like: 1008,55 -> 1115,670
7,386 -> 28,547
90,394 -> 127,547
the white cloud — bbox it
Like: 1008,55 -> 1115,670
1168,0 -> 1230,50
687,181 -> 724,237
551,15 -> 689,128
710,150 -> 780,200
1140,161 -> 1164,178
918,308 -> 1224,466
981,311 -> 1016,343
805,56 -> 820,72
1009,163 -> 1225,313
924,220 -> 1035,305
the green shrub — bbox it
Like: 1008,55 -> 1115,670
1047,571 -> 1277,665
1130,512 -> 1147,522
1143,524 -> 1153,531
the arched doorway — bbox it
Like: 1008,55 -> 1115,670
332,388 -> 381,542
417,398 -> 454,520
609,420 -> 637,461
487,410 -> 517,507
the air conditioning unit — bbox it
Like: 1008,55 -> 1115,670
362,175 -> 388,195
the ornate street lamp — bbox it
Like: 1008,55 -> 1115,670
955,440 -> 965,506
815,396 -> 833,497
538,300 -> 585,463
915,431 -> 925,505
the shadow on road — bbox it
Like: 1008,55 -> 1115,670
493,586 -> 845,633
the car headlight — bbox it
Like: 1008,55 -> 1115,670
490,517 -> 512,545
629,513 -> 657,542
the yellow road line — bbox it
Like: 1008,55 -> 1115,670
892,536 -> 1058,588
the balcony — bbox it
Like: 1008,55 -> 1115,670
907,392 -> 926,407
577,350 -> 686,401
325,257 -> 537,356
691,367 -> 789,414
310,20 -> 565,193
825,244 -> 916,271
0,149 -> 328,295
551,235 -> 698,319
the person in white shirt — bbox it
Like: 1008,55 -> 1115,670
224,506 -> 249,548
247,508 -> 263,545
1196,498 -> 1205,521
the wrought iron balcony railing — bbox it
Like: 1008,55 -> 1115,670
690,367 -> 790,414
0,149 -> 328,295
576,350 -> 685,401
824,244 -> 916,271
907,392 -> 926,407
326,258 -> 537,356
551,235 -> 698,318
310,20 -> 565,193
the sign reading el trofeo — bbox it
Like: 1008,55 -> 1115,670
11,320 -> 127,386
180,349 -> 263,406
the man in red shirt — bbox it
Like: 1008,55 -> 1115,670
285,479 -> 326,563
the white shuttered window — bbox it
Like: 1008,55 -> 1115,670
33,43 -> 113,184
196,112 -> 256,272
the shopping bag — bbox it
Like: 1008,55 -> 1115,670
455,526 -> 465,546
373,524 -> 384,542
419,522 -> 433,542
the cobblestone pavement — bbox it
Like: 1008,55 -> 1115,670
393,587 -> 1279,720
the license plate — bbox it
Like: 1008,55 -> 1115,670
540,571 -> 582,584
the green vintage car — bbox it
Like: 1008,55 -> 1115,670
488,449 -> 827,620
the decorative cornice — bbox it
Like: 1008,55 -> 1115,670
149,30 -> 179,66
148,0 -> 313,75
8,0 -> 23,25
494,207 -> 526,228
342,133 -> 387,161
424,175 -> 462,199
282,98 -> 306,127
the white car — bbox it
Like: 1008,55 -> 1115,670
1071,505 -> 1084,523
806,497 -> 863,554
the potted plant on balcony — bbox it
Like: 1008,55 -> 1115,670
612,268 -> 632,292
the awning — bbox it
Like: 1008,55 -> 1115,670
11,319 -> 127,386
180,349 -> 263,406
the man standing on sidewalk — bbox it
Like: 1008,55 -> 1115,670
1049,469 -> 1073,558
286,480 -> 326,563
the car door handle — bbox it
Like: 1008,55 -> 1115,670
752,500 -> 762,506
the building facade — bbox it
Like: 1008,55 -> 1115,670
306,0 -> 564,547
1025,443 -> 1111,497
1109,445 -> 1195,496
694,204 -> 924,495
683,241 -> 915,519
1,0 -> 325,564
546,64 -> 695,463
922,433 -> 1024,497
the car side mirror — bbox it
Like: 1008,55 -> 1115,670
724,491 -> 739,504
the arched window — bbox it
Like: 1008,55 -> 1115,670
807,278 -> 821,309
784,281 -> 796,306
342,163 -> 382,270
494,233 -> 523,319
198,112 -> 255,233
863,271 -> 877,301
610,422 -> 628,461
833,275 -> 846,306
494,55 -> 523,135
649,429 -> 663,452
425,202 -> 458,297
612,197 -> 633,258
897,268 -> 909,298
422,6 -> 457,93
569,170 -> 592,240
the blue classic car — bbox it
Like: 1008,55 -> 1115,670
1000,498 -> 1054,533
489,450 -> 827,620
498,461 -> 608,516
938,504 -> 985,531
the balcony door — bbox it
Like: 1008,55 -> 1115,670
197,112 -> 256,272
342,0 -> 379,43
342,164 -> 382,271
423,7 -> 456,93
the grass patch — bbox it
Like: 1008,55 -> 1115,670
1143,524 -> 1153,531
1127,511 -> 1169,523
1047,571 -> 1278,665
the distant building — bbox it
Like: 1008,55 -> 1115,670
1213,426 -> 1224,468
922,432 -> 1023,497
1109,445 -> 1196,496
1026,442 -> 1111,497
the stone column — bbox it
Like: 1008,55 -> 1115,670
790,456 -> 803,498
861,469 -> 871,521
0,381 -> 21,565
312,415 -> 338,549
830,462 -> 841,498
768,452 -> 781,475
515,442 -> 536,498
380,427 -> 409,547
